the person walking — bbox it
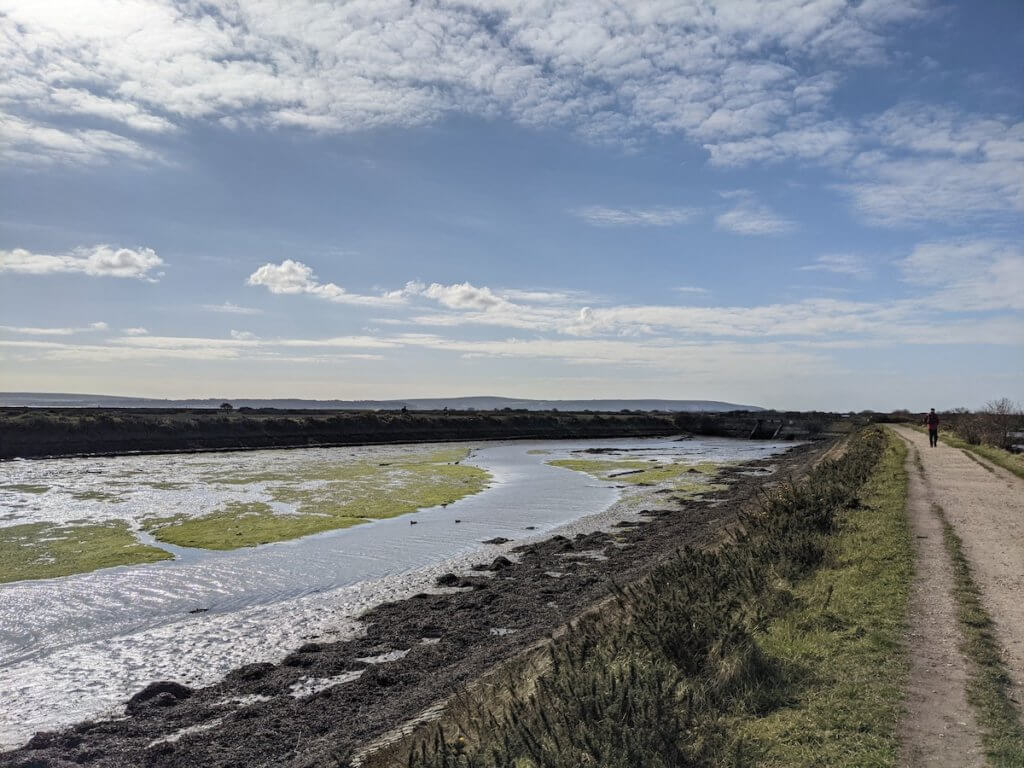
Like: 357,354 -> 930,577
925,408 -> 940,447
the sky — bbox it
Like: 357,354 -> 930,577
0,0 -> 1022,411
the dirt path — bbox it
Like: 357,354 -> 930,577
894,428 -> 985,766
892,425 -> 1024,762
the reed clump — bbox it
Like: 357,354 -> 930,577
401,427 -> 888,768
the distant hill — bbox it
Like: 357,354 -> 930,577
0,393 -> 763,413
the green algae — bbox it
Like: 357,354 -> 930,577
145,481 -> 191,491
526,449 -> 551,455
70,490 -> 125,503
150,501 -> 364,549
1,484 -> 50,494
548,458 -> 722,486
0,521 -> 172,584
149,448 -> 490,551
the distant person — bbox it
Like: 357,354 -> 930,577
925,408 -> 939,447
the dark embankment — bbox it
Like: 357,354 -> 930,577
0,408 -> 844,460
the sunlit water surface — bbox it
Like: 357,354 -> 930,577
0,436 -> 792,748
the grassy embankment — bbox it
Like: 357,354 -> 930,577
910,424 -> 1024,479
0,448 -> 489,582
400,427 -> 911,768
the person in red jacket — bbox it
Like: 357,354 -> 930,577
925,408 -> 940,447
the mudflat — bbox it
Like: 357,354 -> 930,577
0,443 -> 821,767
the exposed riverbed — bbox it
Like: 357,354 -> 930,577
0,436 -> 792,749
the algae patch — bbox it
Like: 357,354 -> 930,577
548,458 -> 721,487
1,484 -> 50,495
150,448 -> 490,550
70,490 -> 125,503
0,521 -> 172,584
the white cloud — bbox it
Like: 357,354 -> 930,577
0,0 -> 927,165
202,302 -> 263,315
0,112 -> 163,166
0,321 -> 108,336
230,330 -> 258,341
572,206 -> 699,227
900,240 -> 1024,311
123,327 -> 148,335
421,282 -> 507,311
715,194 -> 796,235
0,245 -> 164,280
800,254 -> 873,279
246,260 -> 407,306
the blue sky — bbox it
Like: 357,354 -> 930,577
1,0 -> 1022,410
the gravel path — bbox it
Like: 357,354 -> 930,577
893,425 -> 1024,762
894,429 -> 984,766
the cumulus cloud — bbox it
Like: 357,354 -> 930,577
246,260 -> 408,306
421,282 -> 507,311
0,246 -> 164,280
0,0 -> 927,166
572,206 -> 699,227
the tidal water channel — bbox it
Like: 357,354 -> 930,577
0,436 -> 792,748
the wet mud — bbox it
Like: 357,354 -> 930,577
1,443 -> 821,768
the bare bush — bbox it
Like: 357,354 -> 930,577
983,398 -> 1023,449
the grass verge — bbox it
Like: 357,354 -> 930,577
933,501 -> 1024,766
727,425 -> 911,765
397,428 -> 898,768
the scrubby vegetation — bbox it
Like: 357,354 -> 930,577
399,427 -> 905,768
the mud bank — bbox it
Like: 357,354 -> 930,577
0,441 -> 824,768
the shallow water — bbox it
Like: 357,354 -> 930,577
0,436 -> 791,748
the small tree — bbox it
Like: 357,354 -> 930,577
219,402 -> 233,411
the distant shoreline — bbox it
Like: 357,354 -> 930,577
0,408 -> 823,461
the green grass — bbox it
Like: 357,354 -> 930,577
150,448 -> 490,550
909,425 -> 1024,480
0,521 -> 172,583
729,429 -> 912,766
933,501 -> 1024,766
